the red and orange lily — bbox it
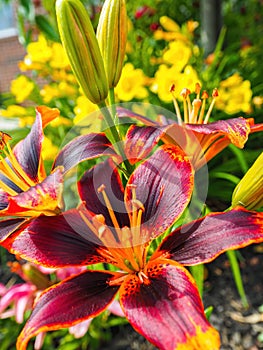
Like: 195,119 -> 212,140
0,106 -> 119,242
2,145 -> 263,350
117,85 -> 263,169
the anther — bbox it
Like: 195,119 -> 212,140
180,88 -> 191,99
97,184 -> 106,193
0,132 -> 12,150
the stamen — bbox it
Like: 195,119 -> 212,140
198,90 -> 209,123
108,273 -> 128,286
98,184 -> 120,233
180,88 -> 191,123
170,84 -> 183,125
79,210 -> 101,237
0,132 -> 12,150
5,143 -> 35,187
190,99 -> 202,123
203,88 -> 218,124
195,82 -> 201,99
0,179 -> 17,196
0,134 -> 36,195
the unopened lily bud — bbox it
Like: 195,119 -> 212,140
97,0 -> 127,88
232,152 -> 263,210
56,0 -> 108,104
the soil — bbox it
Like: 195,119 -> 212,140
102,244 -> 263,350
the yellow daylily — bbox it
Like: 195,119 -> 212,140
151,64 -> 200,103
216,73 -> 252,114
163,41 -> 192,71
115,63 -> 148,101
10,76 -> 34,103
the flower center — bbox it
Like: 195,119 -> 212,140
79,183 -> 149,275
0,132 -> 36,196
170,83 -> 218,124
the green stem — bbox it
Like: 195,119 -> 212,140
226,250 -> 248,308
109,88 -> 117,122
98,100 -> 133,176
190,264 -> 204,297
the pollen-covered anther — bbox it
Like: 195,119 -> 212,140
98,225 -> 107,238
201,90 -> 209,99
131,199 -> 145,212
169,83 -> 175,93
190,99 -> 202,122
97,184 -> 106,193
0,131 -> 12,150
212,88 -> 219,98
195,82 -> 201,97
92,214 -> 106,225
180,88 -> 191,99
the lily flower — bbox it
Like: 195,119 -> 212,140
0,106 -> 119,242
117,84 -> 263,170
2,145 -> 263,350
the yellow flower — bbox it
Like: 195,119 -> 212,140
0,105 -> 35,126
50,42 -> 70,69
10,76 -> 34,103
232,152 -> 263,210
114,63 -> 148,101
40,85 -> 60,103
74,95 -> 98,120
41,137 -> 59,161
24,35 -> 53,65
154,16 -> 196,43
163,41 -> 192,71
151,64 -> 200,103
73,95 -> 102,133
51,69 -> 76,84
40,82 -> 77,103
216,73 -> 252,114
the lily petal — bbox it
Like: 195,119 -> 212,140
0,217 -> 30,243
78,159 -> 130,228
6,167 -> 64,216
53,133 -> 120,174
125,125 -> 167,164
2,210 -> 110,267
154,207 -> 263,265
35,106 -> 60,128
13,107 -> 58,183
119,258 -> 220,350
17,270 -> 120,350
186,117 -> 251,148
125,145 -> 194,240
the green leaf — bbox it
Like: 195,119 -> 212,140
35,14 -> 60,42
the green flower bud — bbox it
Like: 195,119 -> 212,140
232,152 -> 263,210
97,0 -> 127,88
56,0 -> 108,104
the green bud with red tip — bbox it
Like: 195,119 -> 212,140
56,0 -> 108,104
96,0 -> 127,88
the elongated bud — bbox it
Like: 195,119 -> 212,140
232,152 -> 263,210
56,0 -> 108,104
97,0 -> 127,88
